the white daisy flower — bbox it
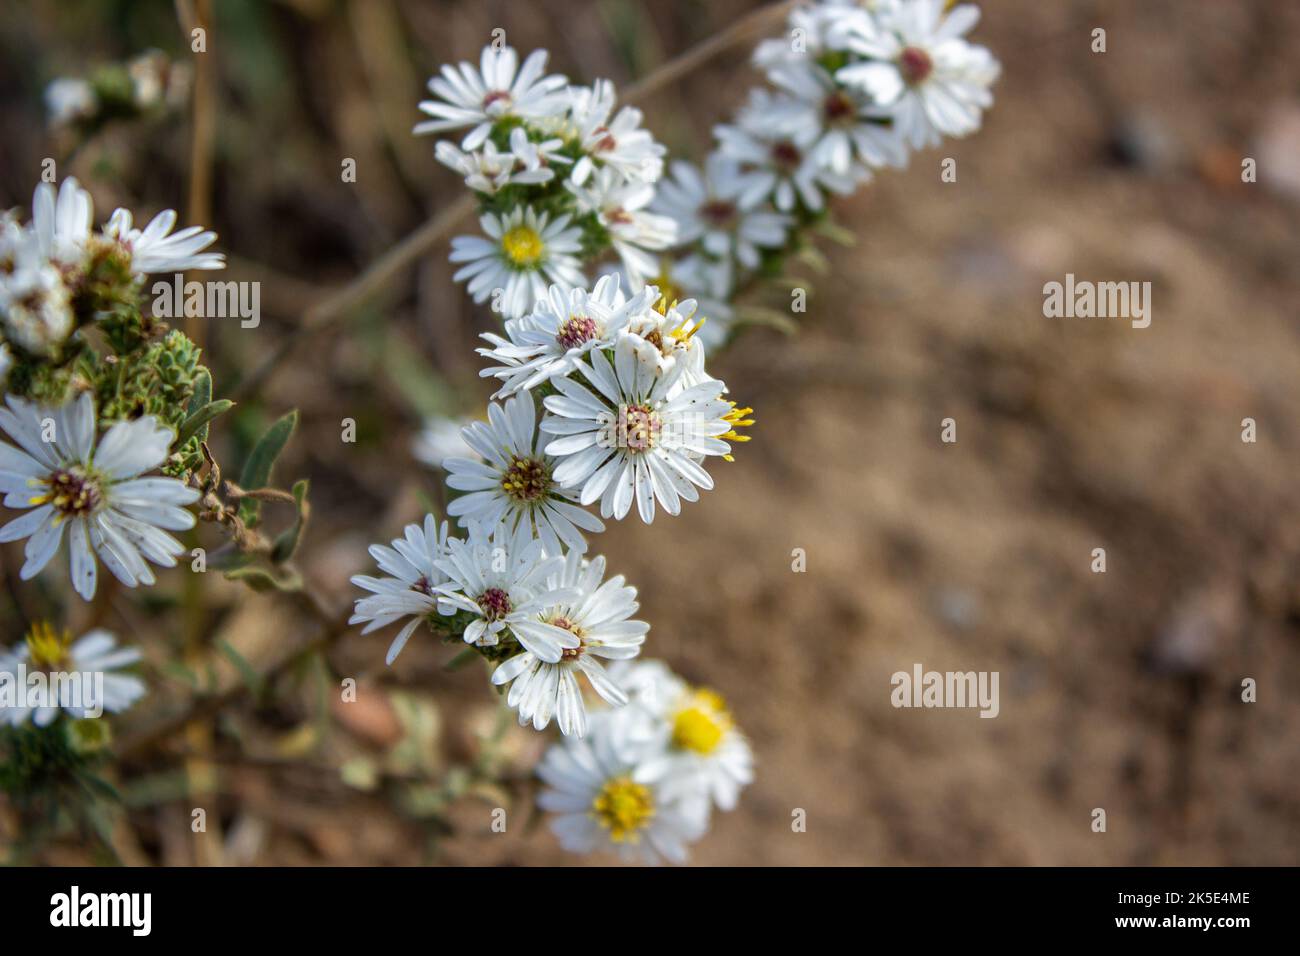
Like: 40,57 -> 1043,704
491,549 -> 647,735
567,79 -> 667,186
449,205 -> 585,319
569,167 -> 677,287
762,56 -> 910,173
0,344 -> 12,388
0,392 -> 198,602
716,90 -> 867,212
412,414 -> 478,470
350,514 -> 454,665
415,46 -> 569,151
753,1 -> 870,73
432,520 -> 580,659
507,126 -> 572,183
537,708 -> 707,864
0,227 -> 74,357
476,275 -> 654,397
834,0 -> 999,149
101,206 -> 225,275
0,622 -> 146,726
444,389 -> 605,555
616,659 -> 754,814
617,290 -> 711,384
31,177 -> 94,269
540,335 -> 733,523
435,140 -> 524,195
652,155 -> 791,270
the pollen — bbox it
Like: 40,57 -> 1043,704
619,403 -> 662,453
476,587 -> 513,621
37,467 -> 103,517
556,314 -> 599,350
501,225 -> 544,267
671,688 -> 733,755
25,621 -> 73,671
591,775 -> 655,843
501,455 -> 552,502
720,401 -> 755,462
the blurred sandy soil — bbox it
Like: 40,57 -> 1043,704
1,0 -> 1298,865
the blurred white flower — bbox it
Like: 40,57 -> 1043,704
412,414 -> 477,469
716,90 -> 868,212
653,155 -> 791,270
835,0 -> 1000,148
537,708 -> 707,863
0,226 -> 74,357
616,660 -> 754,815
0,623 -> 146,726
569,167 -> 677,286
45,77 -> 97,127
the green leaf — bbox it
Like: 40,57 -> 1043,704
187,368 -> 212,416
223,564 -> 303,593
178,399 -> 234,445
216,638 -> 264,698
270,479 -> 311,564
238,409 -> 298,526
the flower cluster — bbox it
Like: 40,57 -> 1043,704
652,0 -> 1000,345
0,176 -> 222,391
420,46 -> 673,318
1,174 -> 233,762
361,0 -> 996,864
0,177 -> 226,603
537,660 -> 753,863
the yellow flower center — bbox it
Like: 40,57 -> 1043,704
501,225 -> 544,267
671,688 -> 732,755
591,775 -> 654,843
25,621 -> 73,671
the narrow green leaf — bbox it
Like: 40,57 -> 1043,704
224,564 -> 303,593
187,368 -> 212,416
178,399 -> 234,445
216,638 -> 264,698
238,409 -> 298,526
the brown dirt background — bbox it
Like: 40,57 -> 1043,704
2,0 -> 1298,865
